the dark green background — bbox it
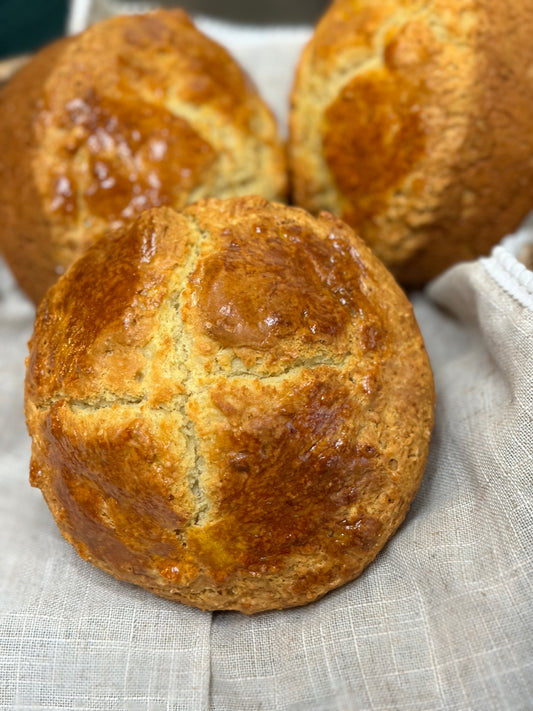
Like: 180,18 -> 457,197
0,0 -> 68,59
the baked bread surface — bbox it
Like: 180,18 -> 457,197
289,0 -> 533,285
0,9 -> 286,304
25,196 -> 434,613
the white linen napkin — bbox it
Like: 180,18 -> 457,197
0,13 -> 531,711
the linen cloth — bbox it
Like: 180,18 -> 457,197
0,17 -> 532,711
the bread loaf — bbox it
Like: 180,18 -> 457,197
25,196 -> 434,613
289,0 -> 533,285
0,10 -> 286,304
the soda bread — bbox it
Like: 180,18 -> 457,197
289,0 -> 533,285
25,197 -> 434,613
0,10 -> 286,303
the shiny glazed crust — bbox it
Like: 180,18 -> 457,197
289,0 -> 533,286
0,9 -> 286,304
25,196 -> 434,613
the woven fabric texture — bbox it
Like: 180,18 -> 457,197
0,20 -> 532,711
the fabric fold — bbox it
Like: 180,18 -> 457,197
0,10 -> 532,709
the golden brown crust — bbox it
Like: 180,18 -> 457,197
0,9 -> 286,304
25,197 -> 434,613
289,0 -> 533,286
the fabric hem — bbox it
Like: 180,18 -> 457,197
481,238 -> 533,311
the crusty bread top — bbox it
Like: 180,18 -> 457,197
25,197 -> 434,613
289,0 -> 533,285
0,10 -> 286,303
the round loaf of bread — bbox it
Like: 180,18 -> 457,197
25,196 -> 434,613
0,10 -> 286,304
289,0 -> 533,286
